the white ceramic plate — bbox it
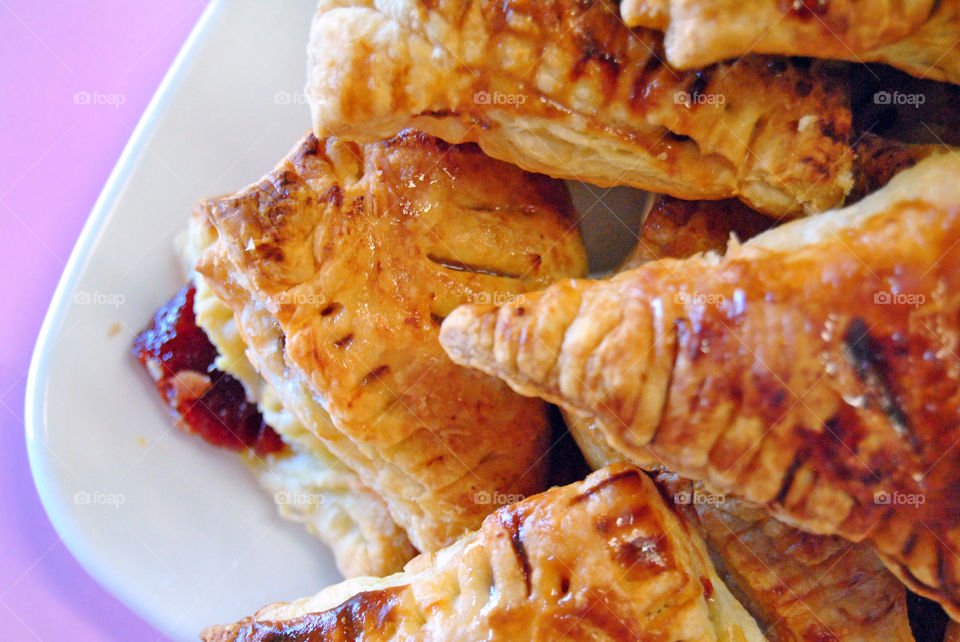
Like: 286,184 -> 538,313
25,1 -> 645,639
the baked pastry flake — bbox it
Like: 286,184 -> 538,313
440,152 -> 960,618
201,464 -> 766,642
197,131 -> 588,552
306,0 -> 855,217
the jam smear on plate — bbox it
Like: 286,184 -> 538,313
132,284 -> 285,456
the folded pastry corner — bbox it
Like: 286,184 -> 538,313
440,151 -> 960,618
621,0 -> 960,86
201,464 -> 766,642
195,131 -> 588,552
306,0 -> 854,217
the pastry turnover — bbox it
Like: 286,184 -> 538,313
201,463 -> 766,642
306,0 -> 854,217
196,131 -> 588,553
180,213 -> 417,578
440,152 -> 960,618
568,197 -> 913,641
621,0 -> 960,85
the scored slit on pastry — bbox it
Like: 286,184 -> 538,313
439,152 -> 960,619
305,0 -> 854,217
621,0 -> 960,85
195,131 -> 588,553
200,463 -> 766,642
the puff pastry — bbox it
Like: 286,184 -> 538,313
659,473 -> 914,642
176,212 -> 418,578
440,152 -> 960,618
196,131 -> 588,552
621,0 -> 960,85
201,463 -> 766,642
306,0 -> 854,217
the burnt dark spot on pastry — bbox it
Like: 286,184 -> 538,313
559,575 -> 571,597
844,318 -> 915,450
499,509 -> 532,596
348,195 -> 365,217
774,453 -> 804,505
571,31 -> 621,88
515,307 -> 526,316
528,253 -> 542,269
796,80 -> 813,98
323,184 -> 343,208
819,118 -> 848,143
361,365 -> 390,386
223,585 -> 407,640
302,134 -> 320,156
571,468 -> 642,504
320,302 -> 342,317
903,530 -> 919,557
334,333 -> 355,349
430,312 -> 446,326
665,131 -> 691,143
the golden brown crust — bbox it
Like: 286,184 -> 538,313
440,153 -> 960,618
201,464 -> 766,642
622,0 -> 960,85
183,212 -> 417,578
622,196 -> 775,271
197,131 -> 587,552
656,473 -> 914,642
307,0 -> 854,217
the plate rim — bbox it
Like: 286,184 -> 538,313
24,0 -> 225,637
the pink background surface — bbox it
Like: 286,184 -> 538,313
1,2 -> 209,639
